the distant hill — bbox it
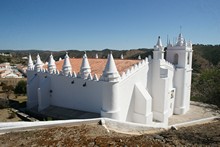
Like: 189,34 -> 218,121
0,44 -> 219,72
193,44 -> 220,66
0,48 -> 153,65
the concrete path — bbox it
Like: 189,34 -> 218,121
169,101 -> 220,125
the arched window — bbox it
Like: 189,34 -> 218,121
174,54 -> 178,65
187,52 -> 190,65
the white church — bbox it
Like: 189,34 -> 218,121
26,33 -> 193,126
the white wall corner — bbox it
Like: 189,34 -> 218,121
133,83 -> 153,124
37,77 -> 51,111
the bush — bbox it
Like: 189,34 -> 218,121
14,80 -> 27,95
192,67 -> 220,107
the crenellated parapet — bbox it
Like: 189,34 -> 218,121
27,53 -> 101,83
27,52 -> 148,83
121,58 -> 148,80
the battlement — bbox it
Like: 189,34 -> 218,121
27,53 -> 143,83
121,58 -> 148,80
27,59 -> 149,84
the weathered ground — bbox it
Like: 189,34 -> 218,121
0,119 -> 219,146
0,108 -> 22,122
0,93 -> 25,122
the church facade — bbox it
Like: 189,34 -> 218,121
26,33 -> 193,126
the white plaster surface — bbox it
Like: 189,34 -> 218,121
26,33 -> 193,127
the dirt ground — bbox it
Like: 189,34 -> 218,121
0,91 -> 27,122
0,108 -> 22,122
0,119 -> 219,146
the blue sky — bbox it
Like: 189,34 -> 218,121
0,0 -> 219,50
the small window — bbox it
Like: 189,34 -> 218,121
187,52 -> 190,65
174,54 -> 178,65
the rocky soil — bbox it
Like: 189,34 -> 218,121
0,108 -> 22,122
0,119 -> 219,146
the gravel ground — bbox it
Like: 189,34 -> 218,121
0,119 -> 219,146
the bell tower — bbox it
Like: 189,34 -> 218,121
166,33 -> 193,114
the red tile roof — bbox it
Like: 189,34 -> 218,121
55,58 -> 140,77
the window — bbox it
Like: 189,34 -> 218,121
174,54 -> 178,65
187,52 -> 190,65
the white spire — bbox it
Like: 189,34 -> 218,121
102,52 -> 120,82
153,36 -> 165,60
34,54 -> 43,72
80,53 -> 91,79
62,52 -> 72,76
156,36 -> 163,47
28,54 -> 34,70
48,53 -> 56,74
176,33 -> 184,46
167,39 -> 172,47
120,54 -> 124,59
154,36 -> 164,51
138,55 -> 141,60
95,53 -> 98,59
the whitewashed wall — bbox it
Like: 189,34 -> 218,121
117,60 -> 152,124
27,70 -> 40,109
26,59 -> 154,125
147,58 -> 175,124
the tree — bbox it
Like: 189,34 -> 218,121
14,80 -> 27,95
192,67 -> 220,108
1,82 -> 14,99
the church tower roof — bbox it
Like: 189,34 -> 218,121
102,52 -> 120,82
176,33 -> 184,46
62,52 -> 72,76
